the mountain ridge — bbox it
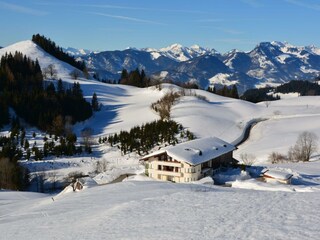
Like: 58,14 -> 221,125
76,41 -> 320,91
2,40 -> 320,92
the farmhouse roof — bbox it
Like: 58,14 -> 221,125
141,137 -> 235,166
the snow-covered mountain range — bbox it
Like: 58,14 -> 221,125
74,41 -> 320,92
2,39 -> 320,92
142,43 -> 218,62
63,47 -> 98,57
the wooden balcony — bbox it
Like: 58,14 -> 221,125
156,170 -> 182,177
157,161 -> 182,168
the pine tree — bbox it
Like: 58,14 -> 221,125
231,85 -> 239,99
24,139 -> 30,150
57,79 -> 64,95
91,92 -> 100,111
120,69 -> 129,84
32,34 -> 86,71
0,97 -> 9,128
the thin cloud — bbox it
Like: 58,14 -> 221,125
0,1 -> 47,16
84,4 -> 205,13
34,2 -> 206,14
284,0 -> 320,10
90,12 -> 166,25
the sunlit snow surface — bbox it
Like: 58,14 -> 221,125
1,175 -> 320,239
1,41 -> 320,239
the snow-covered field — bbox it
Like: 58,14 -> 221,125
1,40 -> 320,239
235,97 -> 320,163
1,174 -> 320,240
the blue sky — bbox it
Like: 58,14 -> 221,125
1,0 -> 320,53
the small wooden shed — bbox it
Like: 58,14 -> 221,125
72,179 -> 84,191
262,169 -> 293,184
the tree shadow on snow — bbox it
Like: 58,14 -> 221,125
291,175 -> 320,186
74,104 -> 127,137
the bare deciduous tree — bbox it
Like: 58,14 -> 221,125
240,153 -> 256,166
64,171 -> 85,185
268,152 -> 287,164
95,160 -> 108,174
151,90 -> 180,120
0,158 -> 15,189
52,115 -> 64,136
288,131 -> 318,162
70,69 -> 81,80
43,64 -> 58,79
81,127 -> 94,151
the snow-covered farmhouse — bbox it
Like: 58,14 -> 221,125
141,137 -> 236,183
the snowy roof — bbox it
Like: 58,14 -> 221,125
142,137 -> 235,166
263,170 -> 293,180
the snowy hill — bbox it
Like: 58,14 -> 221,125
235,96 -> 320,163
62,80 -> 261,145
0,40 -> 82,79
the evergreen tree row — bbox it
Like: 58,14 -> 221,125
32,34 -> 86,71
1,118 -> 90,161
0,52 -> 43,91
0,120 -> 29,190
207,85 -> 239,99
276,80 -> 320,95
0,119 -> 89,190
99,120 -> 195,155
0,52 -> 92,134
0,96 -> 9,127
241,80 -> 320,103
240,87 -> 279,103
119,68 -> 150,88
